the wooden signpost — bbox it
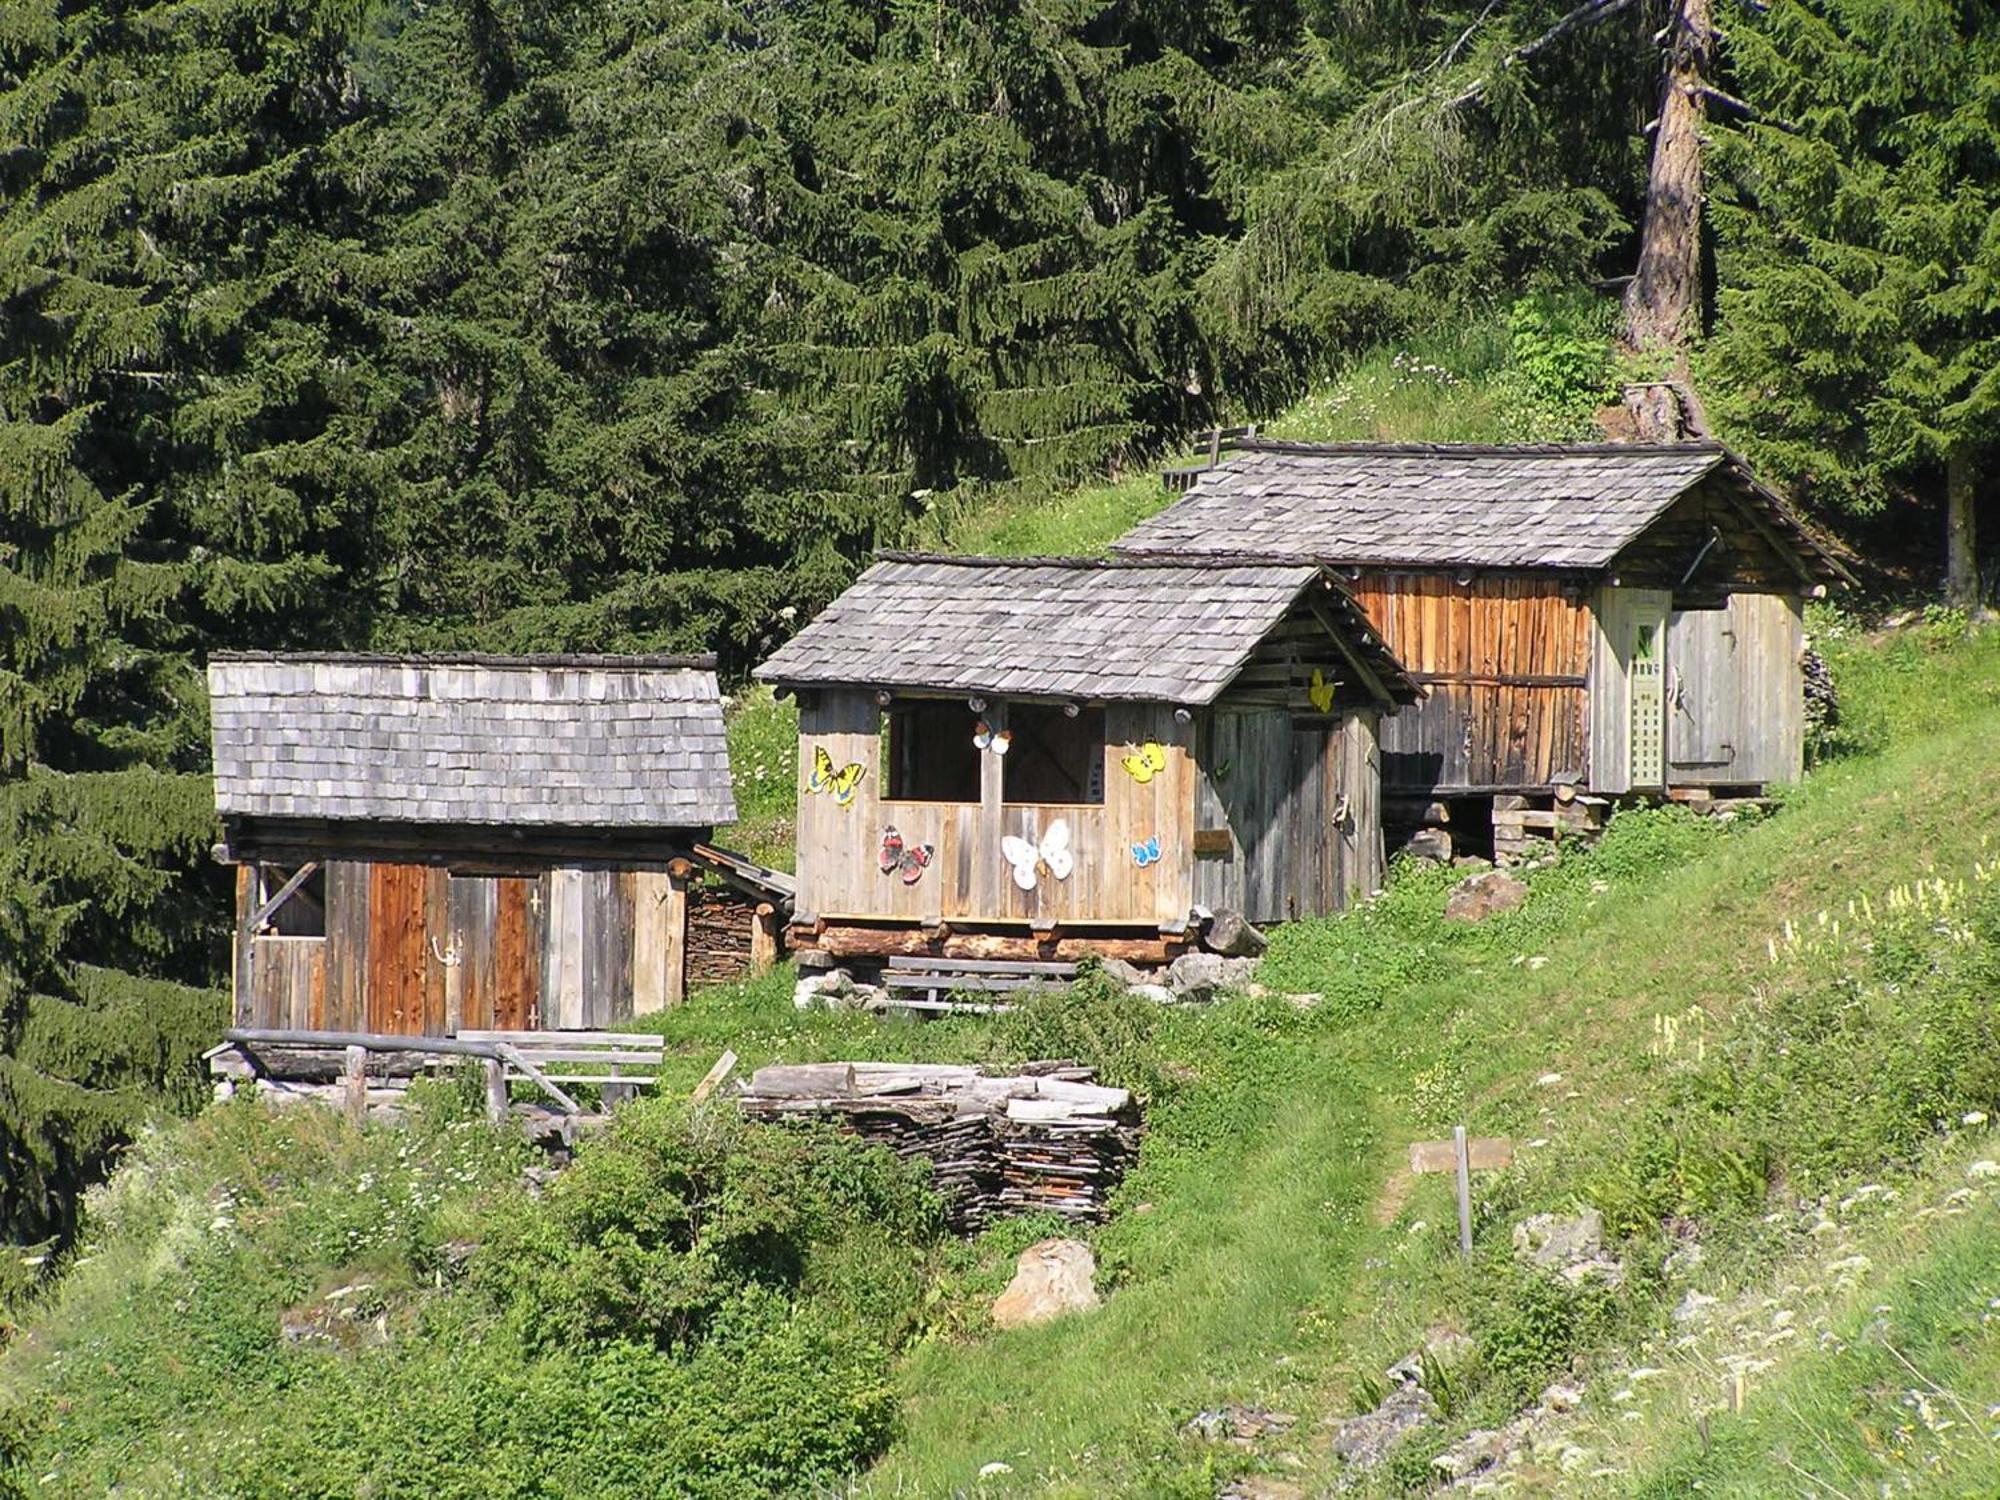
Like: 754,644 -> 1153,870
1409,1128 -> 1514,1260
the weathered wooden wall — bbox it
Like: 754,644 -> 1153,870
1666,592 -> 1804,786
792,689 -> 1384,933
1348,572 -> 1593,793
1190,707 -> 1381,923
794,692 -> 1197,929
236,855 -> 689,1036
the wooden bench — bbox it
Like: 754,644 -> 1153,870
879,956 -> 1077,1014
456,1030 -> 667,1106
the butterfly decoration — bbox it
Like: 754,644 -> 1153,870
1120,741 -> 1168,784
973,718 -> 1012,755
1000,819 -> 1073,892
1130,834 -> 1161,868
1307,668 -> 1336,714
879,826 -> 934,885
808,744 -> 865,807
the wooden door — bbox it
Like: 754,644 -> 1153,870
1592,587 -> 1672,793
447,874 -> 543,1032
1667,604 -> 1739,774
365,862 -> 431,1035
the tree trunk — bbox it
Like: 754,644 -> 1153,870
1945,447 -> 1981,612
1623,0 -> 1714,352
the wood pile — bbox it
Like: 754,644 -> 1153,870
687,882 -> 758,983
736,1060 -> 1142,1232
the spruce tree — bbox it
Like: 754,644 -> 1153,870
1704,0 -> 1999,605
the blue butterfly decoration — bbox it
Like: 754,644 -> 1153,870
1130,835 -> 1161,867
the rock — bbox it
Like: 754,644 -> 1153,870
1167,951 -> 1260,1002
992,1237 -> 1100,1329
1514,1209 -> 1623,1287
1431,1427 -> 1509,1482
793,968 -> 856,1010
1095,956 -> 1156,988
1512,1209 -> 1602,1268
1444,870 -> 1528,922
1385,1326 -> 1475,1385
1328,1381 -> 1437,1471
1128,983 -> 1178,1006
1184,1405 -> 1297,1444
1400,827 -> 1453,863
1204,909 -> 1269,958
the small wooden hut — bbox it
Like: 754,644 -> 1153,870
207,652 -> 745,1036
754,553 -> 1418,962
1117,441 -> 1850,837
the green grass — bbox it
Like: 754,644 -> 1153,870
717,684 -> 798,872
854,617 -> 2000,1496
923,294 -> 1619,563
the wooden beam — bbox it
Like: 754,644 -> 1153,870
1306,597 -> 1396,707
749,902 -> 780,974
664,867 -> 689,1006
798,922 -> 1188,965
690,1049 -> 738,1106
249,860 -> 321,932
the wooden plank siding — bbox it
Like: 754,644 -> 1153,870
1667,592 -> 1804,786
794,691 -> 1200,928
246,937 -> 326,1029
1347,572 -> 1593,793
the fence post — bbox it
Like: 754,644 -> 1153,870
1453,1124 -> 1474,1262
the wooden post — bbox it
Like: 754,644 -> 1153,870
663,861 -> 690,1007
1453,1124 -> 1474,1262
691,1049 -> 738,1106
484,1057 -> 508,1124
233,866 -> 257,1027
343,1045 -> 368,1126
749,903 -> 779,975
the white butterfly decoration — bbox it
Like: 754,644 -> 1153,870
1000,819 -> 1073,892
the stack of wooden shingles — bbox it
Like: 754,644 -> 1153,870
735,1060 -> 1141,1232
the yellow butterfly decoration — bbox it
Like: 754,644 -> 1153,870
1120,741 -> 1168,784
808,744 -> 866,807
1307,668 -> 1336,714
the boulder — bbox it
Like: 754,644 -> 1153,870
1128,983 -> 1178,1006
1443,870 -> 1528,922
992,1237 -> 1100,1329
792,967 -> 855,1010
1167,951 -> 1260,1002
1513,1209 -> 1624,1286
1512,1209 -> 1602,1267
1203,909 -> 1268,958
1094,956 -> 1157,988
1328,1381 -> 1437,1471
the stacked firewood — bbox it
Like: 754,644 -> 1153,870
686,885 -> 757,983
736,1060 -> 1142,1232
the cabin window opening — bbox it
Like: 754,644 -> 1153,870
255,863 -> 326,937
884,700 -> 982,802
1003,705 -> 1106,806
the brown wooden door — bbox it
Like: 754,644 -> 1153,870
365,863 -> 430,1035
447,874 -> 543,1032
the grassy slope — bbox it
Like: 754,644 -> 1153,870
843,622 -> 2000,1498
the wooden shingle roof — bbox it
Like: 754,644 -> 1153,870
208,653 -> 737,829
754,553 -> 1417,706
1118,440 -> 1848,581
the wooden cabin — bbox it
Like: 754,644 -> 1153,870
1116,442 -> 1851,833
207,653 -> 747,1037
754,554 -> 1419,963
